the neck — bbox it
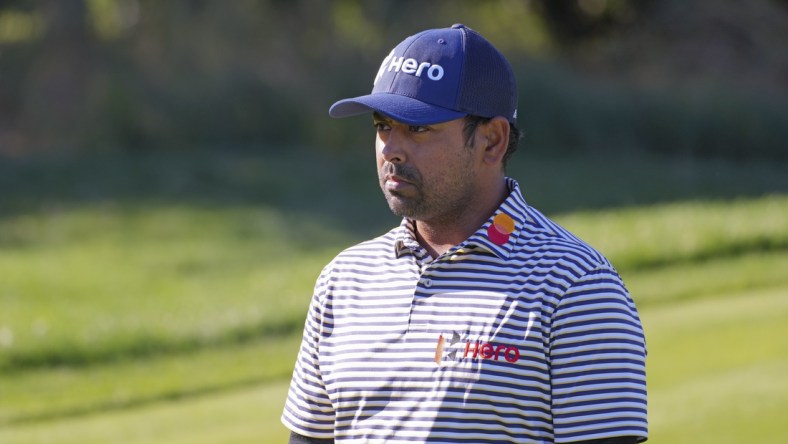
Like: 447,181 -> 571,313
414,178 -> 508,258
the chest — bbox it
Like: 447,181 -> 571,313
319,259 -> 554,405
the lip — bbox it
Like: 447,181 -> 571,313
384,174 -> 413,190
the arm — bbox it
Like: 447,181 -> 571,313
280,269 -> 337,439
549,266 -> 648,442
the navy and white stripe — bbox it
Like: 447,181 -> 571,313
282,178 -> 647,443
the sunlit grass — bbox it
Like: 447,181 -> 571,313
0,381 -> 292,444
0,196 -> 788,368
2,284 -> 785,444
1,152 -> 786,443
625,250 -> 788,307
555,194 -> 788,270
0,204 -> 342,370
0,335 -> 301,425
1,195 -> 786,372
644,286 -> 788,443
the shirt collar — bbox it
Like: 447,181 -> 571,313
393,178 -> 531,260
393,219 -> 419,258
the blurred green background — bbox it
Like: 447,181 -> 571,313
1,0 -> 787,443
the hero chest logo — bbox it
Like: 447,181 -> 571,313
434,331 -> 521,367
375,50 -> 446,85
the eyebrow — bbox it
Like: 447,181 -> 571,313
372,112 -> 392,123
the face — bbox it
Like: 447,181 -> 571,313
374,113 -> 480,224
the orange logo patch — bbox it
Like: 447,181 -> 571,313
487,213 -> 514,245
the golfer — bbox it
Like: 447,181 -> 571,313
282,24 -> 648,443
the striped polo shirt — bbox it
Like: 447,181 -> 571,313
282,178 -> 648,443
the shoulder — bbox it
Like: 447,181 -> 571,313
503,179 -> 610,272
515,205 -> 614,275
325,226 -> 402,268
314,225 -> 405,289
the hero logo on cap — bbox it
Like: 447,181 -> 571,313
330,24 -> 518,126
374,49 -> 446,85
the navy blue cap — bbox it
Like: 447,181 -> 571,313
329,24 -> 518,125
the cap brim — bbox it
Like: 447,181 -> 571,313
329,93 -> 466,125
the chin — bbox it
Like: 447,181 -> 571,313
385,199 -> 415,219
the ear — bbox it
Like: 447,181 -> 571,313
478,116 -> 510,167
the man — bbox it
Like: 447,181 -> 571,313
282,24 -> 647,443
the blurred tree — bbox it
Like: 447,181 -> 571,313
0,0 -> 785,159
532,0 -> 654,47
17,0 -> 100,151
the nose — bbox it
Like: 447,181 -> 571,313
378,129 -> 407,164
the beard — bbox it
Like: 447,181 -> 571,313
378,163 -> 428,219
378,161 -> 476,224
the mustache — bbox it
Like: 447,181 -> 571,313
382,163 -> 420,183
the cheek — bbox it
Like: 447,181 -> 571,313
375,139 -> 386,166
375,153 -> 386,176
432,151 -> 476,188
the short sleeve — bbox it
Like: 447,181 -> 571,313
549,266 -> 648,443
281,270 -> 336,439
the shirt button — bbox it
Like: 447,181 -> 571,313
424,279 -> 432,288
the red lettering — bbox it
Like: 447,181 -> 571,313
463,340 -> 521,364
504,345 -> 520,363
494,344 -> 507,360
464,341 -> 481,358
479,342 -> 494,359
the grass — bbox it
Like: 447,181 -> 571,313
626,250 -> 788,307
554,194 -> 788,270
0,150 -> 786,442
2,283 -> 785,443
644,286 -> 788,443
0,381 -> 292,444
2,194 -> 784,372
0,335 -> 301,425
0,205 -> 341,371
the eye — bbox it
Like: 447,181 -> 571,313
408,125 -> 429,133
373,121 -> 391,132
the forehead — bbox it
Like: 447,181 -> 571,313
372,111 -> 466,128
